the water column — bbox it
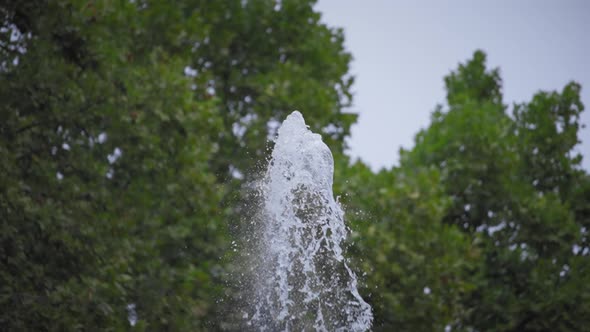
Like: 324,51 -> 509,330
249,111 -> 372,331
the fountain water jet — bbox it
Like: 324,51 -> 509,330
245,111 -> 372,331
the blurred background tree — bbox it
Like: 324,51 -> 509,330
1,0 -> 225,330
1,1 -> 588,331
398,51 -> 589,331
1,0 -> 354,330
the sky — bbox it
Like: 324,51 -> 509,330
315,0 -> 590,171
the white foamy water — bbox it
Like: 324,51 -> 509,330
248,111 -> 372,331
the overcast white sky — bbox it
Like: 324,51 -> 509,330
315,0 -> 590,171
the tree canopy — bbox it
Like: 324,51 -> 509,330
1,1 -> 588,331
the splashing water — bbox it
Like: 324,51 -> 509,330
247,111 -> 373,331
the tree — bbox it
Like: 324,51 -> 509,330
187,0 -> 356,181
401,51 -> 590,331
1,1 -> 226,329
4,1 -> 588,330
1,0 -> 359,330
332,153 -> 479,331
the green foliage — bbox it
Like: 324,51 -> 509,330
400,51 -> 589,331
444,50 -> 503,107
188,0 -> 355,181
1,0 -> 355,330
1,1 -> 225,330
1,1 -> 588,331
513,82 -> 584,196
334,156 -> 479,331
